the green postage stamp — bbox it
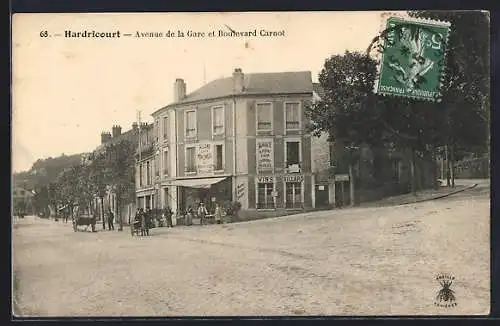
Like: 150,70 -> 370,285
373,14 -> 451,101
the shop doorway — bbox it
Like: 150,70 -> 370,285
334,181 -> 351,207
177,177 -> 232,214
315,184 -> 330,208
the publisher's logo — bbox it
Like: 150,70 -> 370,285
434,273 -> 457,308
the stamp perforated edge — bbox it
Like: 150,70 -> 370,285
371,12 -> 452,102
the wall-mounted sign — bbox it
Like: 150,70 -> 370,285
271,191 -> 278,197
257,140 -> 274,172
288,164 -> 300,173
283,175 -> 304,183
334,174 -> 349,181
197,143 -> 213,174
318,185 -> 325,191
257,176 -> 274,183
236,183 -> 245,200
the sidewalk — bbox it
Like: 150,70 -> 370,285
359,182 -> 477,208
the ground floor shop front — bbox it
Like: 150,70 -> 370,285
235,173 -> 335,211
136,177 -> 232,216
136,174 -> 337,216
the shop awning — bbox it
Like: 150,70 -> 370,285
171,177 -> 228,189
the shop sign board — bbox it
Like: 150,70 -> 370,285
257,140 -> 274,172
257,176 -> 275,183
283,175 -> 304,183
334,174 -> 350,181
197,143 -> 213,174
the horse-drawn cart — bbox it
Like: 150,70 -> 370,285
73,215 -> 96,232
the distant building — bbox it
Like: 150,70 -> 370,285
453,156 -> 490,179
136,68 -> 334,215
13,186 -> 34,214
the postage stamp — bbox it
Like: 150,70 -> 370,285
372,14 -> 451,101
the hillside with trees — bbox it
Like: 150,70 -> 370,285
29,140 -> 136,230
13,153 -> 85,190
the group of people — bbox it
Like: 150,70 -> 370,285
131,207 -> 175,236
99,202 -> 225,237
184,202 -> 224,226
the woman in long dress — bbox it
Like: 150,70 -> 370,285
214,203 -> 222,224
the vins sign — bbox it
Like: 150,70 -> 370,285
257,176 -> 274,183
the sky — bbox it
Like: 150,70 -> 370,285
12,11 -> 402,173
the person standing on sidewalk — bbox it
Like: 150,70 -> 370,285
140,209 -> 147,236
143,208 -> 151,236
165,206 -> 173,228
186,206 -> 193,226
214,203 -> 222,224
197,202 -> 208,226
107,209 -> 115,231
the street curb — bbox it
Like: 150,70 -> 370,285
393,183 -> 478,207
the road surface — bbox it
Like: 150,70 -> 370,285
13,180 -> 490,316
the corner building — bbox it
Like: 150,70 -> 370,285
147,68 -> 332,215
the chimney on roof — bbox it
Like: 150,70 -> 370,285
112,125 -> 122,137
233,68 -> 244,93
101,132 -> 112,144
132,122 -> 138,131
174,78 -> 187,102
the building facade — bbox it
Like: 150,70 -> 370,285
89,124 -> 140,225
452,155 -> 489,179
135,123 -> 157,210
13,186 -> 34,214
139,69 -> 333,215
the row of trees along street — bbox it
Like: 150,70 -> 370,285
32,140 -> 136,231
306,11 -> 489,204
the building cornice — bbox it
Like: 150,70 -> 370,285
151,92 -> 313,116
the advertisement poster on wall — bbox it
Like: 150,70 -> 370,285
257,139 -> 273,172
197,143 -> 213,174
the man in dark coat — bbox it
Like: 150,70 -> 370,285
197,202 -> 208,226
165,206 -> 173,228
143,208 -> 151,236
107,209 -> 115,230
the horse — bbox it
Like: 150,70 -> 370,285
73,215 -> 96,232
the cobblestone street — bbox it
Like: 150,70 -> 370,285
13,180 -> 490,317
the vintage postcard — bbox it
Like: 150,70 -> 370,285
12,11 -> 490,317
